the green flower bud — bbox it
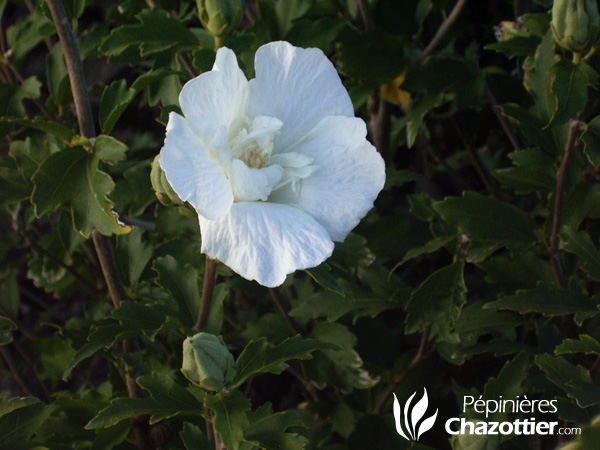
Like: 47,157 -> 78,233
151,154 -> 182,206
181,332 -> 235,391
197,0 -> 243,38
552,0 -> 600,54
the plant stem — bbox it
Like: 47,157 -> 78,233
371,328 -> 430,415
417,0 -> 469,64
484,83 -> 521,152
549,119 -> 579,289
269,288 -> 301,335
354,0 -> 375,29
194,256 -> 217,332
46,1 -> 152,448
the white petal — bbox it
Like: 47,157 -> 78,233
160,112 -> 233,220
248,41 -> 354,151
179,47 -> 249,132
270,116 -> 385,241
229,159 -> 283,202
199,202 -> 334,287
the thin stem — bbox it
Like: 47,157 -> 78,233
269,288 -> 301,335
194,256 -> 217,332
46,1 -> 152,448
354,0 -> 375,29
417,0 -> 469,64
550,119 -> 579,289
371,328 -> 430,416
484,83 -> 521,152
0,346 -> 34,396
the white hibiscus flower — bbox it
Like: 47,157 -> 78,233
159,41 -> 385,287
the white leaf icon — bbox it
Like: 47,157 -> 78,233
393,393 -> 410,441
417,409 -> 438,440
411,388 -> 429,431
403,390 -> 417,440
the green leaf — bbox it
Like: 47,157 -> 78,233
284,16 -> 349,53
204,391 -> 250,450
484,280 -> 598,318
116,228 -> 153,287
31,147 -> 131,237
86,373 -> 203,429
498,103 -> 558,153
276,0 -> 316,34
180,422 -> 211,450
434,191 -> 537,247
523,31 -> 557,125
564,380 -> 600,408
535,354 -> 595,407
305,322 -> 379,392
99,80 -> 136,135
0,117 -> 76,143
112,302 -> 167,340
547,59 -> 591,127
100,8 -> 199,59
304,263 -> 344,296
152,255 -> 201,328
0,316 -> 17,345
581,115 -> 600,166
244,405 -> 308,450
0,396 -> 38,418
403,56 -> 477,94
46,43 -> 71,107
560,226 -> 600,281
405,261 -> 467,341
94,135 -> 127,165
231,336 -> 334,389
493,147 -> 556,194
289,279 -> 407,323
405,91 -> 445,148
485,35 -> 542,58
555,335 -> 600,356
0,400 -> 55,450
393,234 -> 454,268
483,353 -> 530,421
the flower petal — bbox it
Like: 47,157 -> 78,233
179,47 -> 249,132
160,112 -> 233,220
248,41 -> 354,151
199,202 -> 334,287
270,116 -> 385,241
229,159 -> 283,202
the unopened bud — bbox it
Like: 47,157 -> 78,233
197,0 -> 243,38
552,0 -> 600,54
151,154 -> 182,206
181,332 -> 235,391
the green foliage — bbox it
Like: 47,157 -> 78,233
3,0 -> 600,449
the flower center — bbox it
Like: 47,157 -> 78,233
229,116 -> 283,169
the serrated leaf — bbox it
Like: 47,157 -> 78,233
483,353 -> 530,421
535,354 -> 594,407
434,191 -> 536,247
0,117 -> 75,143
492,147 -> 556,194
581,115 -> 600,166
94,135 -> 127,165
99,80 -> 136,135
152,255 -> 201,328
0,396 -> 38,418
565,380 -> 600,408
86,373 -> 203,429
305,263 -> 344,295
231,336 -> 334,389
561,226 -> 600,281
498,103 -> 558,153
289,278 -> 407,323
555,335 -> 600,356
523,31 -> 557,125
112,302 -> 166,340
204,391 -> 250,450
31,147 -> 131,237
244,404 -> 308,450
405,262 -> 466,341
547,59 -> 591,127
116,227 -> 153,287
180,422 -> 211,450
100,8 -> 198,59
485,35 -> 541,58
484,280 -> 597,317
0,400 -> 55,450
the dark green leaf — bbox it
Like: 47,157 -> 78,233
204,391 -> 250,450
31,147 -> 132,237
434,191 -> 537,247
180,422 -> 211,450
493,147 -> 556,194
555,335 -> 600,356
284,16 -> 349,53
523,31 -> 557,125
498,103 -> 558,153
244,405 -> 308,450
99,80 -> 136,135
485,35 -> 542,58
0,400 -> 55,450
112,302 -> 167,340
561,227 -> 600,281
231,336 -> 334,389
483,353 -> 530,421
0,117 -> 75,143
405,261 -> 466,341
484,280 -> 598,318
305,263 -> 344,295
581,115 -> 600,166
547,59 -> 591,127
94,135 -> 127,165
152,255 -> 201,328
0,316 -> 17,345
535,354 -> 595,407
